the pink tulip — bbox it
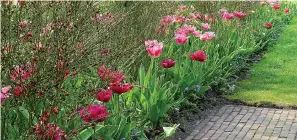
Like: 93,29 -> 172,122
196,13 -> 203,19
35,42 -> 42,50
201,23 -> 211,30
161,15 -> 175,25
178,4 -> 186,11
1,85 -> 11,104
175,16 -> 186,23
221,12 -> 234,20
193,30 -> 202,37
200,34 -> 208,42
200,32 -> 215,41
174,34 -> 188,45
188,13 -> 196,19
145,40 -> 163,58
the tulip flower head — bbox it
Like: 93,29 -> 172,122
233,11 -> 246,19
264,22 -> 272,29
193,30 -> 202,37
201,23 -> 211,30
1,85 -> 11,104
284,8 -> 290,13
221,11 -> 234,20
144,40 -> 163,58
190,50 -> 207,62
80,105 -> 109,122
200,32 -> 215,42
273,4 -> 280,10
109,82 -> 133,94
96,89 -> 112,102
160,59 -> 176,68
174,33 -> 188,44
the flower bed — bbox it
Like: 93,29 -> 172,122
1,1 -> 296,139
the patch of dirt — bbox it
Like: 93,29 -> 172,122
228,99 -> 297,110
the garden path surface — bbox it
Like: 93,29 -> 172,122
185,18 -> 297,140
186,105 -> 297,140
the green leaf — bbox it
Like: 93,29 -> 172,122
118,122 -> 136,139
139,64 -> 145,86
75,75 -> 84,88
78,124 -> 104,140
18,107 -> 29,120
149,104 -> 159,123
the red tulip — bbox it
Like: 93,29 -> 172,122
110,72 -> 125,83
273,4 -> 280,10
284,8 -> 290,13
102,49 -> 110,55
109,82 -> 133,94
98,65 -> 111,80
64,69 -> 71,79
233,11 -> 246,19
160,59 -> 176,68
53,107 -> 59,114
96,89 -> 112,102
264,22 -> 272,29
13,85 -> 23,97
27,32 -> 32,37
79,105 -> 109,122
71,130 -> 77,135
144,40 -> 163,58
190,50 -> 207,62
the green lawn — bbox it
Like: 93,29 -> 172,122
228,17 -> 297,106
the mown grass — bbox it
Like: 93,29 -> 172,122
228,17 -> 297,106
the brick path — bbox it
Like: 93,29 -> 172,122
186,105 -> 297,140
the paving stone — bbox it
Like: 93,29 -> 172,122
193,122 -> 214,139
233,106 -> 242,112
251,123 -> 260,130
243,129 -> 256,140
217,132 -> 231,140
202,129 -> 216,139
225,111 -> 239,122
187,105 -> 297,140
210,116 -> 220,122
287,133 -> 296,139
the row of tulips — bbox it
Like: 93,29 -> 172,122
1,1 -> 296,139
